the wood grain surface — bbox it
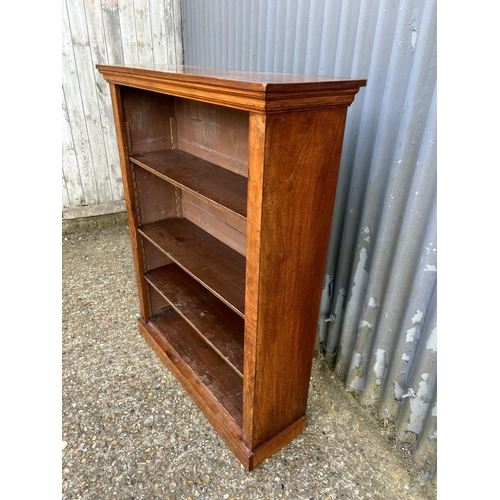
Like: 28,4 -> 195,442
145,264 -> 245,376
139,218 -> 246,317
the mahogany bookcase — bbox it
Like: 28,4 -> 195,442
97,64 -> 366,470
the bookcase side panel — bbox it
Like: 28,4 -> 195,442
108,84 -> 152,319
248,107 -> 349,449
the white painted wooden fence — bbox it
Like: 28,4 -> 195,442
62,0 -> 183,219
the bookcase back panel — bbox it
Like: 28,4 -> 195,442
141,235 -> 173,272
121,87 -> 175,155
181,191 -> 247,257
174,98 -> 249,177
132,164 -> 179,225
147,284 -> 172,317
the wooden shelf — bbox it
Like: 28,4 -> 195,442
144,308 -> 243,427
130,149 -> 248,220
144,264 -> 244,377
139,217 -> 246,317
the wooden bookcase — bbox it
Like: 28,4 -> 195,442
97,65 -> 366,470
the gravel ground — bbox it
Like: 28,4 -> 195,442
62,225 -> 437,500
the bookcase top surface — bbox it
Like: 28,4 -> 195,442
97,64 -> 366,112
98,64 -> 366,88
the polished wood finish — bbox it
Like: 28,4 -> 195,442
139,218 -> 246,316
130,149 -> 248,218
147,308 -> 243,424
175,98 -> 249,176
145,264 -> 245,376
181,191 -> 247,256
98,64 -> 367,113
244,107 -> 348,449
99,64 -> 366,470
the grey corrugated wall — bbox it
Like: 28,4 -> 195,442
181,0 -> 437,469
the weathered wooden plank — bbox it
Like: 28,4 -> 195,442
62,169 -> 70,209
149,0 -> 169,64
62,0 -> 98,206
62,0 -> 183,214
62,88 -> 84,208
81,0 -> 108,66
169,0 -> 184,64
132,0 -> 154,65
66,0 -> 113,204
117,0 -> 139,65
83,0 -> 124,201
100,0 -> 124,65
62,200 -> 126,219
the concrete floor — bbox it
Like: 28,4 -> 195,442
62,224 -> 437,499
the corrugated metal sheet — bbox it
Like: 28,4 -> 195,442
62,0 -> 183,219
182,0 -> 437,468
